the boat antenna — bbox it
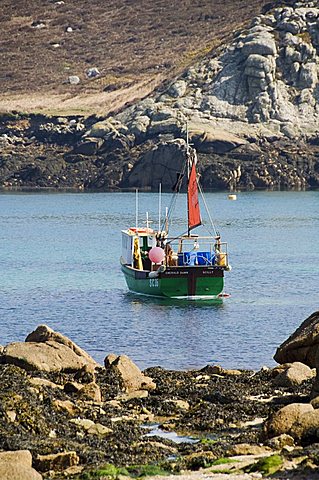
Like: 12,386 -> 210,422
165,206 -> 169,233
135,188 -> 138,229
146,211 -> 149,230
158,183 -> 162,232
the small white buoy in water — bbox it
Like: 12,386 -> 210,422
228,194 -> 237,200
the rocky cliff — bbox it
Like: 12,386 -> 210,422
1,0 -> 319,191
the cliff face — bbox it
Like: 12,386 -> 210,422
1,1 -> 319,191
181,1 -> 319,139
112,0 -> 319,141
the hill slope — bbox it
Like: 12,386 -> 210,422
0,0 -> 269,115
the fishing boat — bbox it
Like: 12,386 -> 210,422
120,142 -> 230,300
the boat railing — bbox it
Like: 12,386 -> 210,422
164,237 -> 228,268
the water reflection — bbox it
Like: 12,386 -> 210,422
126,292 -> 224,308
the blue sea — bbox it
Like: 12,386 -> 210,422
0,190 -> 318,371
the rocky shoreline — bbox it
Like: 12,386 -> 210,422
2,314 -> 319,479
1,1 -> 319,192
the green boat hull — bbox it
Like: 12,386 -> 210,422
121,260 -> 225,299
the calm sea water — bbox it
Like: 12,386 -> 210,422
0,190 -> 318,371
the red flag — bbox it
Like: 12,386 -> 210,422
187,161 -> 201,231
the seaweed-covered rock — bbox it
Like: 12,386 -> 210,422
0,326 -> 317,478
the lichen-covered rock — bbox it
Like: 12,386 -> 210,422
299,63 -> 318,89
129,115 -> 150,137
84,120 -> 111,138
241,29 -> 277,57
148,118 -> 181,135
149,105 -> 178,122
189,123 -> 247,154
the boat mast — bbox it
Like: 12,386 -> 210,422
186,123 -> 190,236
186,123 -> 190,177
135,188 -> 139,229
158,183 -> 162,232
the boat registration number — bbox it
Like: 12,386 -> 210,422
149,278 -> 159,288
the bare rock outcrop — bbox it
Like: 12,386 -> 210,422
0,324 -> 99,373
104,353 -> 156,393
123,139 -> 187,190
272,361 -> 316,387
266,403 -> 319,443
26,325 -> 98,368
34,451 -> 79,474
0,450 -> 42,480
274,311 -> 319,367
290,409 -> 319,442
265,403 -> 314,438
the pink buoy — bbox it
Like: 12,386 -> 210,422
148,246 -> 165,263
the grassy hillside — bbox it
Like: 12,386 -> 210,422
0,0 -> 270,115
